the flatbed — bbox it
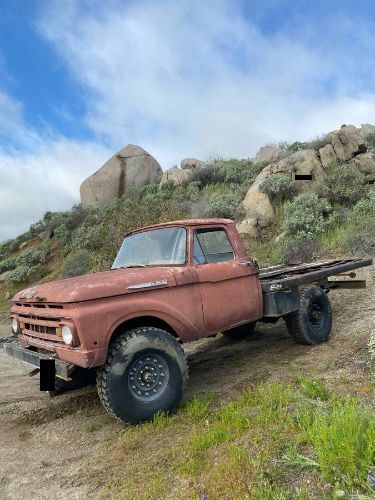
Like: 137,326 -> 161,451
259,258 -> 372,292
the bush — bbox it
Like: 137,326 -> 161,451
317,161 -> 367,206
60,250 -> 92,278
187,159 -> 262,190
0,256 -> 16,274
349,189 -> 375,224
188,166 -> 223,188
343,222 -> 375,256
283,238 -> 324,265
364,132 -> 375,151
260,175 -> 297,203
282,193 -> 332,239
7,266 -> 29,283
70,223 -> 108,252
306,134 -> 330,151
203,191 -> 244,219
16,247 -> 48,267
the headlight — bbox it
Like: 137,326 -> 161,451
61,325 -> 73,345
11,318 -> 18,334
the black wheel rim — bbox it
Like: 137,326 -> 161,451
128,353 -> 170,402
308,303 -> 325,331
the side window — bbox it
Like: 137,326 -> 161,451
193,228 -> 234,264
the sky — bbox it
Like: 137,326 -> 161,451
1,0 -> 375,241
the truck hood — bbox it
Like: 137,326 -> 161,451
13,267 -> 176,304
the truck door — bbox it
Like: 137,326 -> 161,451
192,226 -> 260,334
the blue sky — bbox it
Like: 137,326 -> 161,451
1,0 -> 375,240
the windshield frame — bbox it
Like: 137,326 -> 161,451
112,225 -> 188,269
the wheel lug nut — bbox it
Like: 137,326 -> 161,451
132,385 -> 136,389
153,389 -> 157,393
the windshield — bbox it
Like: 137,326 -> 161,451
112,227 -> 187,269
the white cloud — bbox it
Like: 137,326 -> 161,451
38,0 -> 375,168
0,134 -> 110,241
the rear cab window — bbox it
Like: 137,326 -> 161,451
193,227 -> 235,264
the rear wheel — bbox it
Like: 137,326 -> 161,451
97,327 -> 188,424
284,285 -> 332,345
223,321 -> 257,340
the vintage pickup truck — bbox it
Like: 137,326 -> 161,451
3,218 -> 372,423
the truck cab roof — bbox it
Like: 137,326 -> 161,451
125,218 -> 235,236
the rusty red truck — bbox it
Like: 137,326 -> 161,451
3,219 -> 372,423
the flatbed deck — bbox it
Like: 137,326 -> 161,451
259,258 -> 373,293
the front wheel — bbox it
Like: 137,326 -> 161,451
97,327 -> 188,424
284,285 -> 332,345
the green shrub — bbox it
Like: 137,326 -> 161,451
188,158 -> 262,190
279,141 -> 309,153
7,264 -> 47,284
364,132 -> 375,151
7,266 -> 30,284
0,256 -> 16,274
317,161 -> 367,206
306,135 -> 330,151
203,190 -> 244,219
260,175 -> 297,202
282,193 -> 332,239
343,221 -> 375,256
188,166 -> 223,188
70,221 -> 107,252
349,189 -> 375,223
16,247 -> 48,267
283,238 -> 324,265
60,250 -> 92,278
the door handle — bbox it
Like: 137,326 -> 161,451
238,259 -> 258,268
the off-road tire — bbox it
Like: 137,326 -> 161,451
55,367 -> 96,392
96,327 -> 188,424
223,321 -> 257,340
284,285 -> 332,345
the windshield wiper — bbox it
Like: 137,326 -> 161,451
112,265 -> 148,270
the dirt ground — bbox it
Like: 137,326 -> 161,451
0,265 -> 374,499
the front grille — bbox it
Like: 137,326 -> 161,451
16,305 -> 64,343
23,323 -> 57,336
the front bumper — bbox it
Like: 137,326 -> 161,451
2,341 -> 73,380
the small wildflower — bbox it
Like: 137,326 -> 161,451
368,475 -> 375,488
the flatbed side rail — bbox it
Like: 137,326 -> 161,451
260,258 -> 372,293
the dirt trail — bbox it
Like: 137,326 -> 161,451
0,265 -> 374,499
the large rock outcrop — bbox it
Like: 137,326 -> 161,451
327,125 -> 366,162
254,145 -> 282,165
350,153 -> 375,182
160,167 -> 193,186
180,158 -> 206,170
80,145 -> 162,209
239,125 -> 372,239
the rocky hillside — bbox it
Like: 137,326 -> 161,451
0,123 -> 374,312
